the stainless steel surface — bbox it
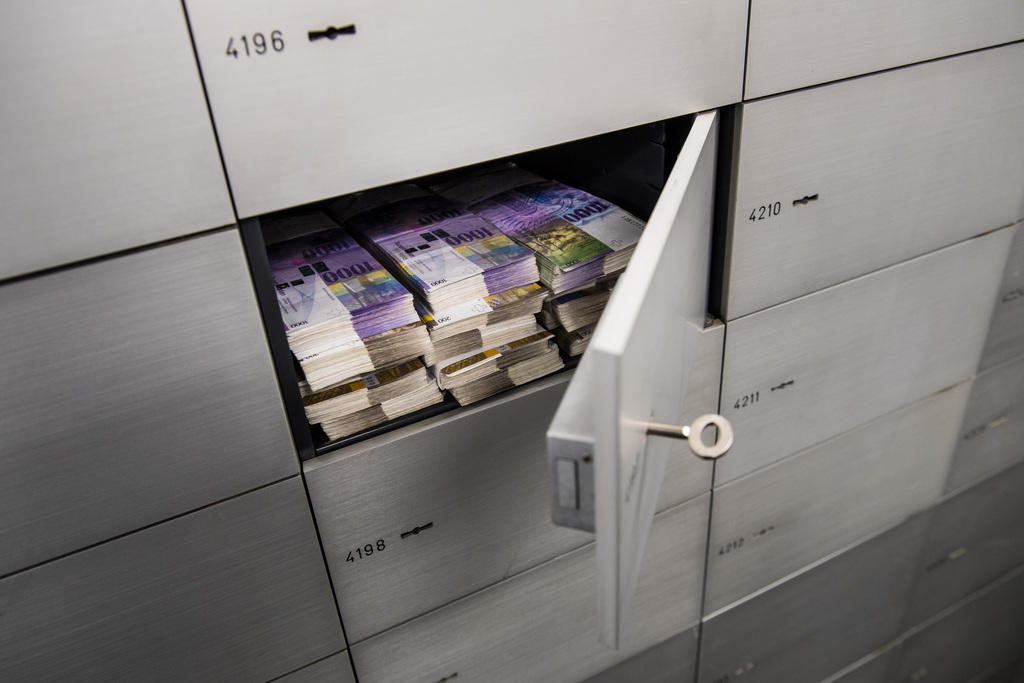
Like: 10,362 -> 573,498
719,227 -> 1013,484
276,653 -> 356,683
0,230 -> 298,576
349,495 -> 709,683
306,375 -> 584,643
185,0 -> 747,217
897,565 -> 1024,683
0,477 -> 345,681
980,222 -> 1024,372
307,362 -> 719,643
946,354 -> 1024,494
706,382 -> 968,613
582,627 -> 699,683
549,319 -> 722,533
588,110 -> 717,646
824,645 -> 902,683
907,461 -> 1024,626
745,0 -> 1024,98
700,512 -> 931,683
0,0 -> 234,280
724,44 -> 1024,319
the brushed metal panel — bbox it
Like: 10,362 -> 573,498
745,0 -> 1024,98
185,0 -> 747,217
706,383 -> 968,613
657,319 -> 722,510
0,230 -> 298,576
946,354 -> 1024,494
0,477 -> 345,681
825,646 -> 901,683
907,461 -> 1024,626
582,627 -> 699,683
306,362 -> 718,643
349,496 -> 709,683
718,227 -> 1013,484
0,0 -> 234,280
700,512 -> 931,683
276,653 -> 356,683
588,111 -> 718,647
980,223 -> 1024,372
897,566 -> 1024,683
725,44 -> 1024,319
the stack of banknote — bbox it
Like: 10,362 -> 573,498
330,185 -> 552,382
432,164 -> 644,294
434,328 -> 564,405
554,324 -> 596,357
329,185 -> 540,311
299,359 -> 443,441
267,212 -> 440,437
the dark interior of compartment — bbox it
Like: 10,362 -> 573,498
249,114 -> 696,459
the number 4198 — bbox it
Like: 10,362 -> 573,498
346,539 -> 386,562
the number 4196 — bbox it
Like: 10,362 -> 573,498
226,30 -> 284,58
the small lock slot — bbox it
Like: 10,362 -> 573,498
308,24 -> 356,41
400,521 -> 434,539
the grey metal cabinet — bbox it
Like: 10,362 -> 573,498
183,0 -> 748,217
718,226 -> 1013,484
0,0 -> 234,280
907,461 -> 1024,626
897,566 -> 1024,683
581,629 -> 699,683
722,43 -> 1024,320
276,653 -> 357,683
706,382 -> 969,613
699,512 -> 931,683
745,0 -> 1024,98
946,354 -> 1024,494
0,229 -> 298,576
349,494 -> 708,683
0,477 -> 345,682
980,222 -> 1024,372
306,322 -> 721,643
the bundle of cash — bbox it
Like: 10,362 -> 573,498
539,275 -> 617,333
434,328 -> 564,405
423,314 -> 539,367
432,164 -> 644,294
300,359 -> 444,441
434,329 -> 564,405
554,323 -> 595,357
266,212 -> 431,392
329,185 -> 540,314
418,282 -> 548,343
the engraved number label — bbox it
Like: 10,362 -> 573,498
346,538 -> 386,563
226,30 -> 285,58
732,391 -> 759,410
748,202 -> 781,222
718,537 -> 744,555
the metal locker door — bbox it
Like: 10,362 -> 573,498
547,111 -> 732,647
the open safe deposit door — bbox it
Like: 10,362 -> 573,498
548,111 -> 732,647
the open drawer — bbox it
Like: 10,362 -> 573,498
182,0 -> 747,217
237,107 -> 726,649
